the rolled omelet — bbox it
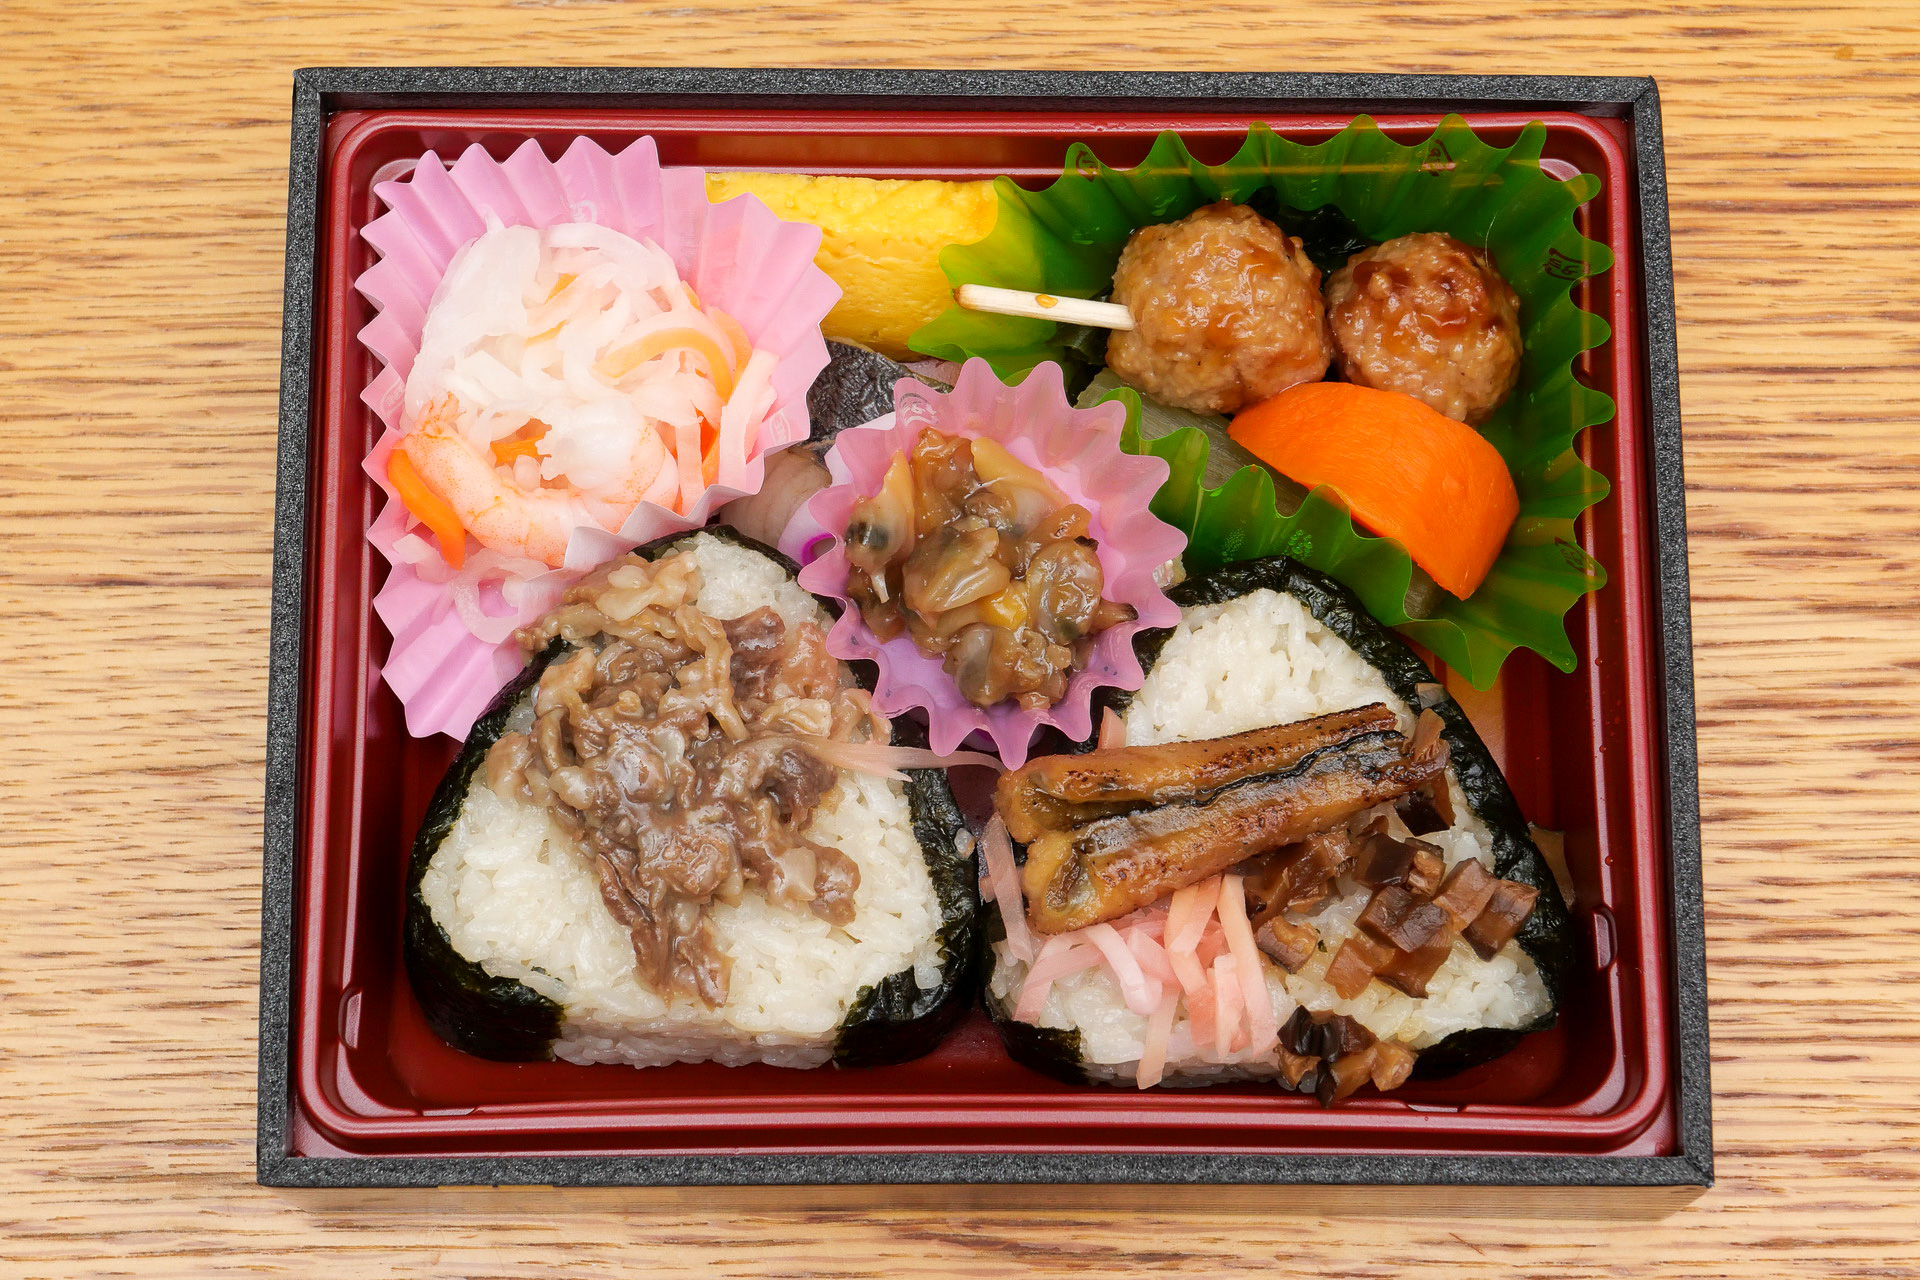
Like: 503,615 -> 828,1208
705,172 -> 998,360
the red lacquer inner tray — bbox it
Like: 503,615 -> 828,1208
291,106 -> 1675,1162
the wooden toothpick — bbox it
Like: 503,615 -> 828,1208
955,284 -> 1136,331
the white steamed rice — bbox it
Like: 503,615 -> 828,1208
418,534 -> 945,1070
987,586 -> 1550,1086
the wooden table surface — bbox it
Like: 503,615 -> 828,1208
5,1 -> 1918,1274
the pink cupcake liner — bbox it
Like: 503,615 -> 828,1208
798,358 -> 1186,767
356,136 -> 841,740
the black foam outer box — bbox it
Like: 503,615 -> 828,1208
260,67 -> 1708,1191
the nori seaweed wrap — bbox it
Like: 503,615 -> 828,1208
983,556 -> 1571,1092
406,528 -> 976,1070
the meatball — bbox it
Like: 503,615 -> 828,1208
1326,232 -> 1523,425
1106,201 -> 1331,415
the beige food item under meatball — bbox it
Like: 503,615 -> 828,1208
1106,201 -> 1332,415
1326,232 -> 1524,425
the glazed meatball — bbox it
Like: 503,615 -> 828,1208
1326,232 -> 1524,425
1106,201 -> 1332,415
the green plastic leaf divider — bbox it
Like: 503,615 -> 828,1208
911,116 -> 1616,688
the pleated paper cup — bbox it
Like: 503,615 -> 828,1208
798,359 -> 1185,767
356,136 -> 840,739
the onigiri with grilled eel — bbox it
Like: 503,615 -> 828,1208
406,529 -> 976,1070
982,556 -> 1572,1103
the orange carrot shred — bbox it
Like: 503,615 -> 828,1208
597,326 -> 736,401
387,449 -> 468,570
490,437 -> 542,465
699,413 -> 721,487
489,422 -> 549,466
709,307 -> 753,369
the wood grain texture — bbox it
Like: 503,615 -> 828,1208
3,0 -> 1918,1275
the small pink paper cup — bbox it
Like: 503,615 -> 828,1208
355,136 -> 840,740
798,358 -> 1186,767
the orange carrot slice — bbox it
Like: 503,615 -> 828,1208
596,326 -> 736,400
1229,382 -> 1520,599
387,449 -> 468,570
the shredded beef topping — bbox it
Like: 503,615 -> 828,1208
485,549 -> 877,1007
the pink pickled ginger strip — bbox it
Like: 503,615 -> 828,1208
1124,927 -> 1177,986
1083,923 -> 1159,1017
793,737 -> 1003,782
982,817 -> 1032,965
1131,916 -> 1167,942
1136,987 -> 1180,1090
1181,956 -> 1217,1054
1217,873 -> 1278,1057
1163,882 -> 1199,952
1168,874 -> 1221,955
1211,954 -> 1245,1058
1014,938 -> 1102,1024
1197,920 -> 1229,967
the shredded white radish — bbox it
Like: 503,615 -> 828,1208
391,532 -> 440,566
721,349 -> 779,456
391,221 -> 782,606
448,578 -> 521,645
440,546 -> 555,643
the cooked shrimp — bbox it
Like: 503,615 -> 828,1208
399,395 -> 669,568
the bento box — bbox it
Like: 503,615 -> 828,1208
258,68 -> 1710,1188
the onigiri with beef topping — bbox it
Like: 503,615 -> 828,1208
406,529 -> 975,1070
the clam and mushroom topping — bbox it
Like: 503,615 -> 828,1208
844,427 -> 1134,710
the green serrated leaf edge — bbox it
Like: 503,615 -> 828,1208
909,116 -> 1614,687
